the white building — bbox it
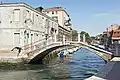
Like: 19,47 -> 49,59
43,7 -> 72,42
0,2 -> 58,50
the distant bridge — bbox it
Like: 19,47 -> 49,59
18,38 -> 113,63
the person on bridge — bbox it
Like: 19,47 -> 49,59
11,47 -> 22,57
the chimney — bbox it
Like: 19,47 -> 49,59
35,7 -> 44,12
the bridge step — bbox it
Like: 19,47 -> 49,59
111,57 -> 120,61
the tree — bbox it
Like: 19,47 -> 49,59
95,34 -> 103,40
72,30 -> 78,41
80,31 -> 92,44
91,36 -> 96,40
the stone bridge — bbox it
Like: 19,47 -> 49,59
69,41 -> 113,62
19,39 -> 113,63
19,38 -> 71,63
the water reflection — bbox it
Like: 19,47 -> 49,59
0,48 -> 105,80
68,48 -> 105,80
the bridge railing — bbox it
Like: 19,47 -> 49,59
20,37 -> 65,58
69,41 -> 113,55
23,41 -> 63,59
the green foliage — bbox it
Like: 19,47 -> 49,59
91,36 -> 96,40
80,31 -> 92,44
72,30 -> 78,41
96,34 -> 103,40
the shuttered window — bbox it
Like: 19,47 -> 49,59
13,9 -> 20,22
14,33 -> 20,44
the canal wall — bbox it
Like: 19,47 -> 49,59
82,46 -> 113,62
0,58 -> 23,63
86,57 -> 120,80
70,42 -> 113,62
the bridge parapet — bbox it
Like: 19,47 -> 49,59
19,38 -> 70,63
69,41 -> 113,61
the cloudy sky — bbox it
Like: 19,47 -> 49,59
2,0 -> 120,36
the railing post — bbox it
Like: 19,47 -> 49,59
78,33 -> 81,42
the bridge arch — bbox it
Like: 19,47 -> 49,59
21,41 -> 113,64
29,45 -> 64,64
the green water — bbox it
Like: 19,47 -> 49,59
0,48 -> 105,80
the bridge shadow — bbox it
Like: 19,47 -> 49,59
29,45 -> 66,64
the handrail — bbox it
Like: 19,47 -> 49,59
21,38 -> 46,49
21,36 -> 55,56
22,41 -> 61,58
22,35 -> 52,50
69,41 -> 113,55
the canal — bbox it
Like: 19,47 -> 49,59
0,48 -> 105,80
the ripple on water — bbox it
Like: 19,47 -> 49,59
68,48 -> 105,79
0,48 -> 105,80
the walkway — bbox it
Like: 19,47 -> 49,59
0,50 -> 18,59
86,57 -> 120,80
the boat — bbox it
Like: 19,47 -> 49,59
57,50 -> 69,57
67,49 -> 74,54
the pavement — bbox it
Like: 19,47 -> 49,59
86,57 -> 120,80
0,50 -> 18,59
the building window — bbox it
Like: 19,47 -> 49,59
52,11 -> 54,14
52,16 -> 58,22
47,11 -> 49,14
13,9 -> 20,22
56,11 -> 57,14
14,33 -> 20,44
52,22 -> 53,27
26,10 -> 30,19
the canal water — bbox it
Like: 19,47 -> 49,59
0,48 -> 105,80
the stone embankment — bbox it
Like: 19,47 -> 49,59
0,45 -> 77,64
0,50 -> 24,63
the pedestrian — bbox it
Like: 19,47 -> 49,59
11,47 -> 22,57
59,51 -> 65,62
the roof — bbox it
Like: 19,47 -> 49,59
104,29 -> 120,38
43,7 -> 63,11
43,7 -> 70,17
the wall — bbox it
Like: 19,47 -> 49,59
0,3 -> 58,50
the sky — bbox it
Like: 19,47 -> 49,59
1,0 -> 120,36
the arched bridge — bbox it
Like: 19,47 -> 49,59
20,38 -> 71,63
69,41 -> 113,62
19,40 -> 113,64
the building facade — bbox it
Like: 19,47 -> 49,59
103,24 -> 120,44
43,7 -> 72,42
0,2 -> 58,50
106,24 -> 120,31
